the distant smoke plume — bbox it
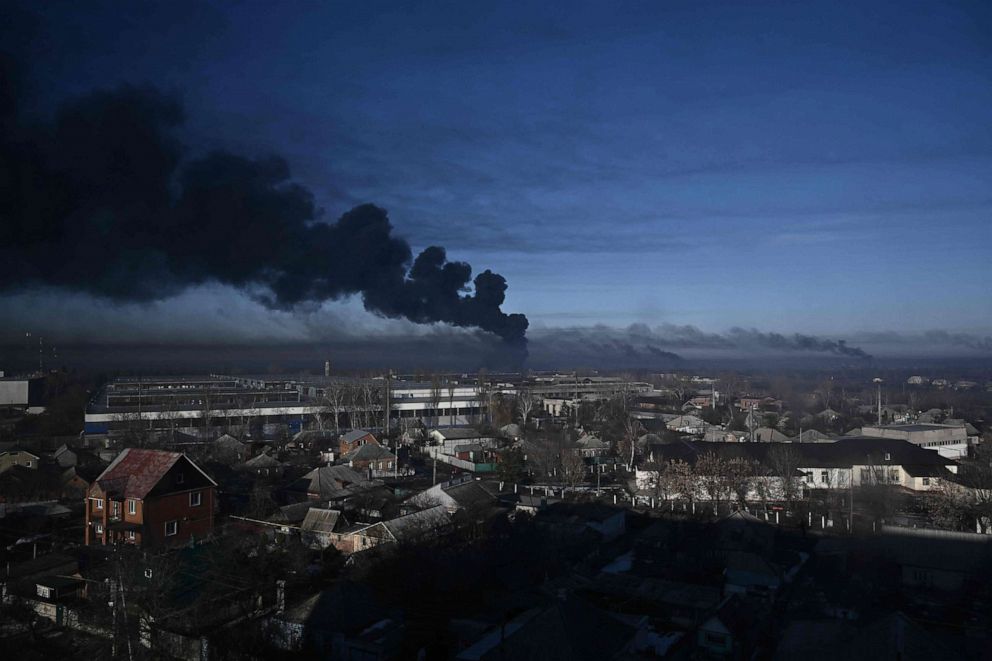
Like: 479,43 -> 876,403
533,324 -> 872,362
922,330 -> 992,352
724,327 -> 871,358
851,330 -> 992,355
0,69 -> 528,345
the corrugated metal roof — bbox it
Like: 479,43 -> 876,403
92,448 -> 214,498
93,448 -> 182,498
301,508 -> 342,534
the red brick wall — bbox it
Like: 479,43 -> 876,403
85,492 -> 110,545
142,487 -> 215,547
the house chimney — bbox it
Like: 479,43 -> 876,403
276,579 -> 286,613
324,361 -> 331,377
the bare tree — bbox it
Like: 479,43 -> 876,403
670,376 -> 692,405
200,388 -> 215,437
922,480 -> 972,530
767,444 -> 802,506
516,387 -> 537,428
320,381 -> 345,434
726,457 -> 758,509
429,374 -> 443,430
816,377 -> 834,411
345,384 -> 364,429
618,417 -> 643,471
923,444 -> 992,533
247,481 -> 278,519
447,379 -> 457,426
666,458 -> 697,505
560,445 -> 587,494
696,451 -> 730,512
359,380 -> 381,431
641,461 -> 670,503
160,394 -> 182,437
526,437 -> 559,479
476,369 -> 493,427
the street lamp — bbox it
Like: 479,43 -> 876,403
873,378 -> 883,426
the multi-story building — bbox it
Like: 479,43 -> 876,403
83,374 -> 489,439
85,448 -> 216,548
861,424 -> 972,459
82,373 -> 655,441
83,376 -> 313,438
0,374 -> 46,414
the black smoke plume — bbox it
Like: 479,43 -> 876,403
922,330 -> 992,353
0,72 -> 528,346
725,328 -> 871,359
535,324 -> 872,362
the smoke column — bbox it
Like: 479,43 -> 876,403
0,69 -> 528,345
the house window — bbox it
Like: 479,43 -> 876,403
804,471 -> 813,484
25,460 -> 32,467
144,569 -> 153,579
165,520 -> 177,536
821,471 -> 829,484
95,498 -> 103,510
884,453 -> 891,461
128,531 -> 136,541
37,585 -> 52,599
128,499 -> 136,515
176,472 -> 185,485
922,477 -> 930,486
190,491 -> 202,507
888,468 -> 899,482
95,523 -> 103,534
112,502 -> 119,516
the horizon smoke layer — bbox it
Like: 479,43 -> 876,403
539,324 -> 873,360
0,70 -> 528,345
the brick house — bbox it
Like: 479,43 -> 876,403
338,429 -> 379,455
0,448 -> 40,474
85,448 -> 216,548
343,443 -> 397,473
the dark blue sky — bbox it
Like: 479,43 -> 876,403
4,0 -> 991,350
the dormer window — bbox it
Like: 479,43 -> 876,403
884,453 -> 891,461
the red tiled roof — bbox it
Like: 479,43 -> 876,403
91,448 -> 183,499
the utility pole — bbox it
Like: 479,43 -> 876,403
385,370 -> 398,478
749,404 -> 755,443
384,370 -> 391,437
873,378 -> 883,426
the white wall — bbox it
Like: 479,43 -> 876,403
0,381 -> 29,406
